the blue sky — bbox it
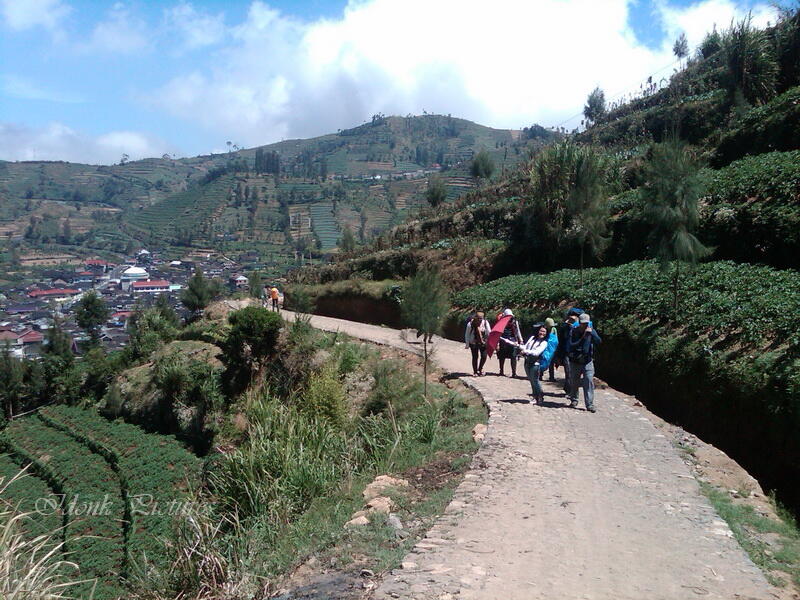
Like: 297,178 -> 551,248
0,0 -> 778,164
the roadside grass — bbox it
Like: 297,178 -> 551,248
253,376 -> 483,586
701,483 -> 800,588
672,440 -> 800,590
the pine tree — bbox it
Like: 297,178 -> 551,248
643,137 -> 712,316
181,267 -> 212,317
470,151 -> 494,180
567,148 -> 610,287
339,225 -> 357,252
583,87 -> 606,124
401,267 -> 450,400
0,342 -> 24,423
248,271 -> 263,299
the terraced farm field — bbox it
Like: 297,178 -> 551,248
0,408 -> 201,599
309,201 -> 339,250
125,176 -> 234,242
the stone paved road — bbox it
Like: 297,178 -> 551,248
291,312 -> 771,600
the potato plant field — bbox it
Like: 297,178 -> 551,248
0,408 -> 202,599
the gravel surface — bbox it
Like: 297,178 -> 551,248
292,312 -> 772,600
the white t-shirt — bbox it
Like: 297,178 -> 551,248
522,336 -> 548,360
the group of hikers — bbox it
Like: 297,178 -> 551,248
464,308 -> 601,412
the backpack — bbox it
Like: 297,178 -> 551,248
568,331 -> 593,364
471,316 -> 486,346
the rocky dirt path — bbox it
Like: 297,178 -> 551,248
293,312 -> 772,600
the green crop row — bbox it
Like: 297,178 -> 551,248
0,454 -> 62,542
38,405 -> 202,570
453,259 -> 798,348
1,417 -> 126,599
700,150 -> 800,269
712,86 -> 800,167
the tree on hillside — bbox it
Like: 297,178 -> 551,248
223,306 -> 283,392
249,270 -> 263,299
425,175 -> 448,208
699,27 -> 722,59
673,32 -> 689,65
722,15 -> 778,108
470,150 -> 495,181
155,293 -> 180,327
567,148 -> 610,287
181,267 -> 213,318
642,137 -> 712,317
583,87 -> 606,124
76,290 -> 109,346
401,267 -> 450,401
339,225 -> 357,253
41,314 -> 80,405
0,342 -> 24,423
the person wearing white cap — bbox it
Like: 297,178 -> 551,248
497,308 -> 523,377
565,312 -> 602,412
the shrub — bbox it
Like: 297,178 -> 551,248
700,150 -> 800,268
300,363 -> 347,429
362,359 -> 423,419
712,86 -> 800,166
223,307 -> 283,393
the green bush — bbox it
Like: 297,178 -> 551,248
700,150 -> 800,268
301,363 -> 347,428
713,86 -> 800,166
362,359 -> 424,418
223,307 -> 283,393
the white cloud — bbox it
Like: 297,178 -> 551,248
149,0 -> 777,147
660,0 -> 777,50
2,74 -> 84,103
81,3 -> 150,55
0,0 -> 70,32
163,1 -> 226,51
0,122 -> 173,164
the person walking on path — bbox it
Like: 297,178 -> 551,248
566,312 -> 602,412
521,324 -> 549,404
543,317 -> 558,382
497,308 -> 523,378
556,310 -> 580,393
465,311 -> 491,376
269,286 -> 280,312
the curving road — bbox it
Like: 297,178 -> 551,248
292,312 -> 772,600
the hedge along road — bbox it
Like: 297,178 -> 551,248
283,311 -> 773,600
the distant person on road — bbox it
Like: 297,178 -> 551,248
521,324 -> 549,405
269,286 -> 280,311
497,308 -> 523,378
465,311 -> 491,376
566,312 -> 601,413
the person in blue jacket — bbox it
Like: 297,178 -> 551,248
566,312 -> 601,413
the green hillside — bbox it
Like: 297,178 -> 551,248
0,115 -> 555,266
